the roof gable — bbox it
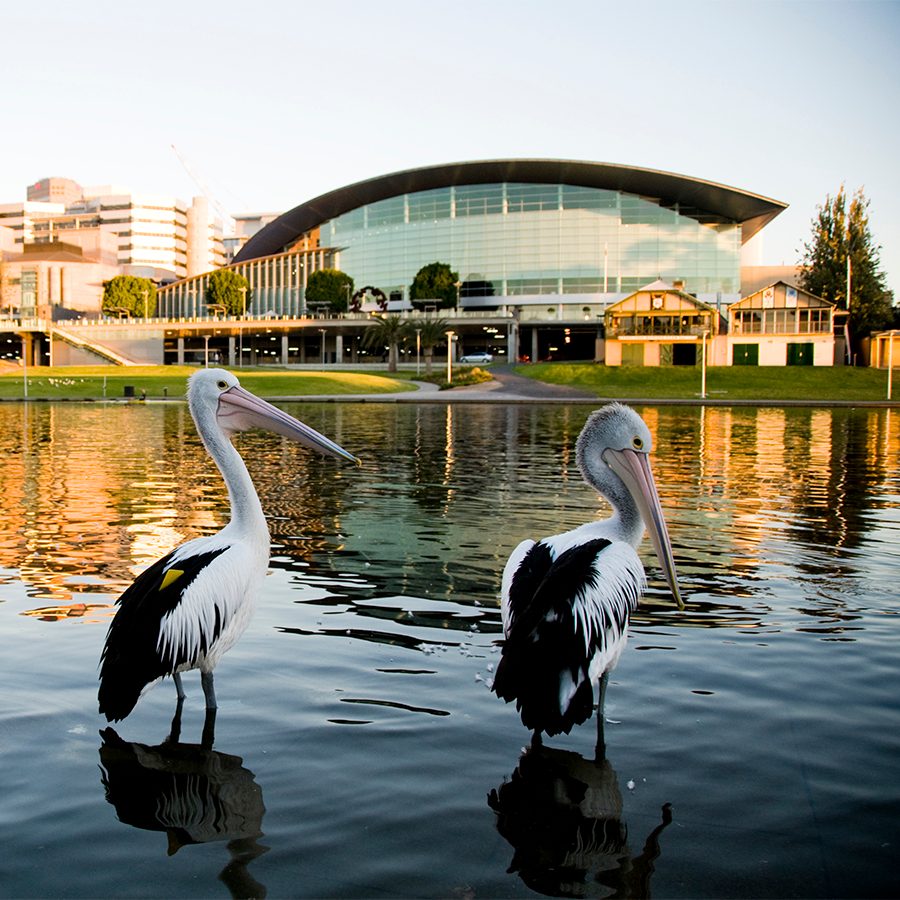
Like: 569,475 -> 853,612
729,280 -> 834,310
607,282 -> 719,315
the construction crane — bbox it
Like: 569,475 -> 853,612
171,144 -> 236,234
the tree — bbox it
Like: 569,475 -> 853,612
305,268 -> 354,313
102,276 -> 157,318
410,261 -> 459,310
800,185 -> 893,358
412,317 -> 449,374
205,269 -> 251,316
362,314 -> 409,372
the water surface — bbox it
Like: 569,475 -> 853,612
0,401 -> 898,898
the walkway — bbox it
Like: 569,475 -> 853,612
275,366 -> 598,404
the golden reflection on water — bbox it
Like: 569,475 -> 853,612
1,401 -> 898,630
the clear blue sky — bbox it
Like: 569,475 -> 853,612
3,0 -> 898,296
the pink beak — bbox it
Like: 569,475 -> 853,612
602,447 -> 684,609
216,384 -> 360,466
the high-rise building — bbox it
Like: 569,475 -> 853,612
0,179 -> 225,280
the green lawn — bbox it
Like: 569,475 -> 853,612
514,362 -> 896,402
0,366 -> 414,400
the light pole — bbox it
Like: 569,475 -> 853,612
700,330 -> 710,399
239,285 -> 247,368
415,328 -> 421,375
888,330 -> 897,401
319,328 -> 327,365
446,329 -> 455,384
21,333 -> 28,399
203,334 -> 210,368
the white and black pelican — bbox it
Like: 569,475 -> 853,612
492,403 -> 683,750
99,368 -> 359,724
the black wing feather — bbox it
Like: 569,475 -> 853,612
493,538 -> 611,736
98,546 -> 228,722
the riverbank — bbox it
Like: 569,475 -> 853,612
1,362 -> 898,405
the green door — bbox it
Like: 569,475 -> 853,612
733,343 -> 759,366
787,342 -> 813,365
621,343 -> 644,366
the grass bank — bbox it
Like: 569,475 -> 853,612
0,366 -> 414,401
514,362 -> 895,402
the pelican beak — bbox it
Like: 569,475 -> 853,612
217,385 -> 361,466
602,447 -> 684,609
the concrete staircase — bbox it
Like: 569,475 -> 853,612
51,326 -> 138,366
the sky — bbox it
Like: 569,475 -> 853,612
3,0 -> 899,295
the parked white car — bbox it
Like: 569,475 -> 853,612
459,351 -> 493,364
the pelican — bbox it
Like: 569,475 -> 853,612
492,402 -> 683,751
99,368 -> 359,725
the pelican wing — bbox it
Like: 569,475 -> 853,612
98,545 -> 229,722
493,537 -> 643,736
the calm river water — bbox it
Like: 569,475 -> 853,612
0,399 -> 898,898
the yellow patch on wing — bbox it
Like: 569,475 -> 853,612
159,568 -> 185,591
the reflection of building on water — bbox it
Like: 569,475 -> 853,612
0,402 -> 347,607
489,743 -> 672,898
99,728 -> 267,898
3,401 -> 900,618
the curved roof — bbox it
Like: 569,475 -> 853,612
234,159 -> 787,263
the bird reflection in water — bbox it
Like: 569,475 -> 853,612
98,720 -> 268,899
489,743 -> 672,898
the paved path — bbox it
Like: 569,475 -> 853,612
273,367 -> 900,407
273,366 -> 598,404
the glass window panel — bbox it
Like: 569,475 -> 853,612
454,184 -> 504,216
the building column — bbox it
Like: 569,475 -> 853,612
228,336 -> 236,367
531,329 -> 539,364
507,322 -> 518,363
335,334 -> 344,364
281,334 -> 289,364
177,337 -> 185,365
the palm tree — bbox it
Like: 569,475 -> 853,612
362,314 -> 409,372
413,318 -> 449,375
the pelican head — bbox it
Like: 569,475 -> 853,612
576,403 -> 683,609
188,368 -> 360,465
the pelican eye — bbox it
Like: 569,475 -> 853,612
216,380 -> 228,390
632,437 -> 644,450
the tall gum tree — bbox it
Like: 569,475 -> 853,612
799,185 -> 893,360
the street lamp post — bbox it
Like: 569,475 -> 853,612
239,285 -> 247,368
888,330 -> 896,401
446,329 -> 455,384
700,330 -> 710,399
203,334 -> 210,368
21,333 -> 28,400
319,328 -> 327,365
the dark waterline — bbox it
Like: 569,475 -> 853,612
1,402 -> 898,898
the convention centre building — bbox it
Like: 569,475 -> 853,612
155,159 -> 788,364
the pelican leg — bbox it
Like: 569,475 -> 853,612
165,696 -> 185,745
201,707 -> 217,750
201,671 -> 217,710
173,671 -> 186,701
595,671 -> 610,760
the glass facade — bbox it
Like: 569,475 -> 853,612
319,182 -> 742,302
